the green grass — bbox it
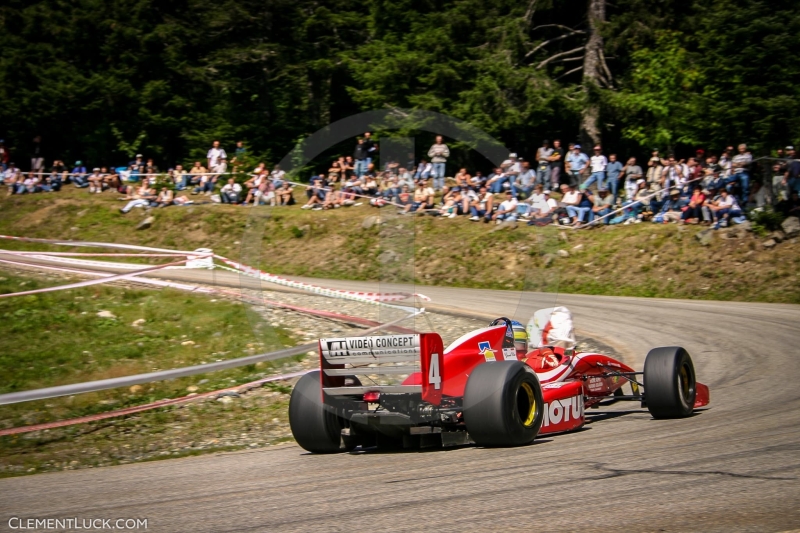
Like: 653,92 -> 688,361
0,187 -> 798,303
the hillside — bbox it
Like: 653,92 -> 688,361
0,189 -> 798,303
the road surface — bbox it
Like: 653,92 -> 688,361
1,257 -> 799,531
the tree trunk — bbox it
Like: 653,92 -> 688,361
580,0 -> 606,148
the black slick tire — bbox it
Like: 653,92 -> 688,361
463,361 -> 544,447
643,346 -> 697,418
289,371 -> 348,453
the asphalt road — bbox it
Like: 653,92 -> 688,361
1,257 -> 799,532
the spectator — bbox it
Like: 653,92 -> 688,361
518,161 -> 535,198
103,167 -> 120,192
681,185 -> 706,224
253,181 -> 276,206
565,145 -> 588,188
343,156 -> 355,179
207,140 -> 227,173
14,172 -> 37,195
718,147 -> 733,179
301,174 -> 327,209
353,138 -> 369,177
646,149 -> 663,188
396,185 -> 413,213
87,168 -> 103,193
412,180 -> 436,212
535,142 -> 553,187
173,164 -> 188,190
71,161 -> 88,187
244,171 -> 266,201
590,187 -> 613,224
129,153 -> 144,170
214,154 -> 228,177
487,167 -> 517,196
270,164 -> 285,187
439,187 -> 463,218
549,139 -> 563,188
363,131 -> 377,169
605,154 -> 623,203
3,162 -> 18,184
328,160 -> 343,184
0,139 -> 9,170
220,178 -> 242,204
189,162 -> 207,189
322,184 -> 343,209
427,135 -> 450,191
502,153 -> 521,189
609,180 -> 650,225
491,191 -> 518,224
782,146 -> 800,197
119,185 -> 156,213
31,135 -> 44,179
232,141 -> 246,170
620,157 -> 643,201
729,143 -> 751,203
709,188 -> 743,229
469,186 -> 493,222
583,145 -> 607,191
156,187 -> 174,207
652,188 -> 683,223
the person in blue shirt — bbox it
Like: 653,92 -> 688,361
565,145 -> 588,188
605,154 -> 623,204
71,161 -> 88,187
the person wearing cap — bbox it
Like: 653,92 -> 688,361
71,161 -> 88,188
653,187 -> 683,223
535,141 -> 553,188
646,149 -> 663,187
427,135 -> 449,192
565,144 -> 588,188
590,187 -> 613,224
87,168 -> 104,193
582,145 -> 608,191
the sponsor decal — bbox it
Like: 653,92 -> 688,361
542,394 -> 584,427
502,347 -> 517,361
543,382 -> 568,389
321,335 -> 420,358
587,376 -> 605,393
478,341 -> 496,362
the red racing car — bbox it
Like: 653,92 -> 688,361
289,317 -> 710,452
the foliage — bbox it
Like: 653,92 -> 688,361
0,0 -> 798,172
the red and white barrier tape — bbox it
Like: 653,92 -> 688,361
0,370 -> 310,437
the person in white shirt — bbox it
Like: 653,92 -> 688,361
492,191 -> 518,224
206,140 -> 227,171
220,178 -> 242,204
728,143 -> 752,204
711,189 -> 742,228
583,145 -> 608,191
270,165 -> 286,186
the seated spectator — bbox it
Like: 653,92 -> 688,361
328,161 -> 343,184
14,173 -> 37,195
87,168 -> 103,193
173,194 -> 193,206
412,181 -> 435,212
680,185 -> 706,224
709,189 -> 742,229
301,175 -> 327,209
414,159 -> 432,182
173,164 -> 189,190
469,186 -> 494,222
193,171 -> 217,195
492,191 -> 518,224
487,168 -> 517,196
621,157 -> 643,201
609,179 -> 650,225
276,182 -> 295,205
396,185 -> 413,213
119,185 -> 157,213
189,161 -> 207,189
102,168 -> 120,192
363,174 -> 379,196
322,184 -> 343,209
220,178 -> 242,204
156,187 -> 174,207
439,187 -> 464,218
559,184 -> 586,225
589,187 -> 613,225
244,171 -> 266,199
653,188 -> 683,223
526,190 -> 558,226
71,161 -> 88,187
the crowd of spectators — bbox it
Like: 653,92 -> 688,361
2,134 -> 798,227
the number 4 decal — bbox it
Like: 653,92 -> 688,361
428,353 -> 441,390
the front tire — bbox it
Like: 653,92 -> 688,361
643,346 -> 696,418
289,371 -> 350,453
463,361 -> 544,447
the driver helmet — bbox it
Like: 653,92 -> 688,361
511,320 -> 528,354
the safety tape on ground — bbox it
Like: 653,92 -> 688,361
0,308 -> 422,406
0,370 -> 311,437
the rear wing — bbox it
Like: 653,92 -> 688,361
319,333 -> 445,405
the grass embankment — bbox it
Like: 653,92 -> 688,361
1,188 -> 798,303
0,272 -> 300,477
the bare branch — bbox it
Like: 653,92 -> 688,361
524,0 -> 538,25
555,65 -> 584,81
598,47 -> 614,88
551,56 -> 585,64
523,31 -> 585,61
532,24 -> 585,34
536,46 -> 585,69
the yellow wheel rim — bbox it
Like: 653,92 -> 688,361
520,381 -> 537,427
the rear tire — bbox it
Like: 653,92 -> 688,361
643,346 -> 696,418
463,361 -> 543,447
289,371 -> 350,453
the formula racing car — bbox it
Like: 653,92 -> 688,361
289,311 -> 710,452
